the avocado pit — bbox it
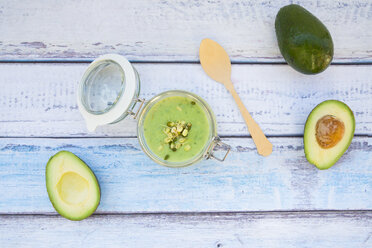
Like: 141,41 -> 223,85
315,115 -> 345,149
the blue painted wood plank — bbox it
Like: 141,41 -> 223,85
0,137 -> 370,213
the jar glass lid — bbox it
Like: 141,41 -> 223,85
77,54 -> 137,131
81,60 -> 125,115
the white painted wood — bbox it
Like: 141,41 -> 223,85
0,0 -> 371,62
1,1 -> 371,245
1,212 -> 371,247
0,137 -> 370,214
0,63 -> 371,137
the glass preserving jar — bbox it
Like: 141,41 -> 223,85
77,54 -> 230,167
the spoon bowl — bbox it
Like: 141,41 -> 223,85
199,38 -> 273,157
199,38 -> 232,83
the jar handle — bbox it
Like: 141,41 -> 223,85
127,98 -> 145,119
206,137 -> 231,162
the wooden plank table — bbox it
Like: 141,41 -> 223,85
0,0 -> 371,247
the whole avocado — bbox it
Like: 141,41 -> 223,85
275,4 -> 334,74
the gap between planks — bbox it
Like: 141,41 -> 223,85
1,209 -> 371,217
1,61 -> 372,65
0,134 -> 369,139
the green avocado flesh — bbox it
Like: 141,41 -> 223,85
143,96 -> 211,163
304,100 -> 355,170
46,151 -> 100,220
275,4 -> 334,74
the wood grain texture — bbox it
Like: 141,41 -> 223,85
0,63 -> 372,137
0,137 -> 370,214
1,1 -> 371,245
1,212 -> 371,248
0,0 -> 371,62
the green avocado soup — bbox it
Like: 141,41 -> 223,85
143,96 -> 211,162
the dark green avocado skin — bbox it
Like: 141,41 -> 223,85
275,4 -> 334,74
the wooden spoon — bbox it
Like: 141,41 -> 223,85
199,38 -> 272,156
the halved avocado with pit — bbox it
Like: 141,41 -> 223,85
46,151 -> 100,220
304,100 -> 355,169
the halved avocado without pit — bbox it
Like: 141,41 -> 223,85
304,100 -> 355,169
46,151 -> 100,220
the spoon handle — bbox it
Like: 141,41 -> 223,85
225,81 -> 273,156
